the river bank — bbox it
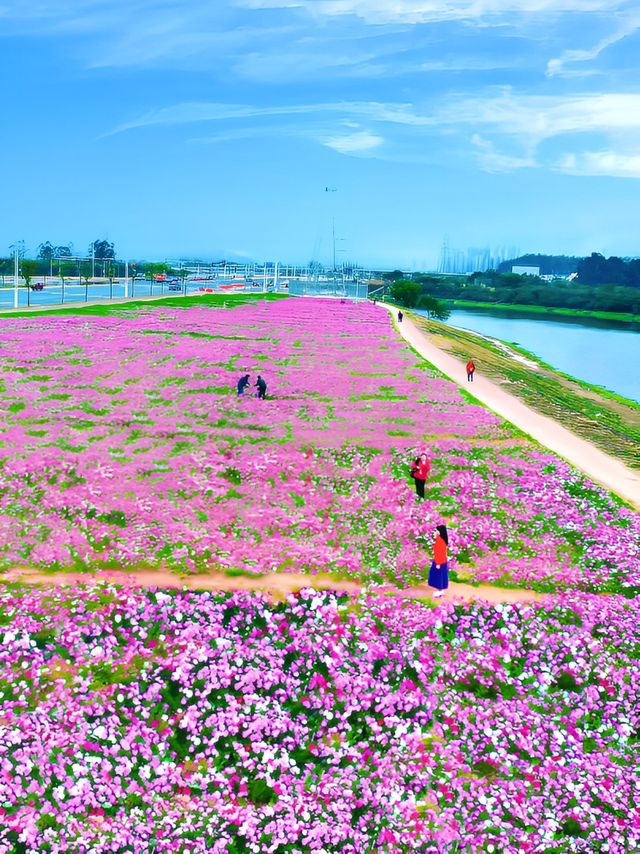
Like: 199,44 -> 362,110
446,298 -> 640,325
412,311 -> 640,468
383,305 -> 640,508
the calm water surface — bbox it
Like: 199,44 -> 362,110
415,307 -> 639,403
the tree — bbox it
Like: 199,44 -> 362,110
626,259 -> 640,288
79,261 -> 92,283
20,259 -> 39,288
37,241 -> 55,262
8,241 -> 25,259
103,258 -> 117,284
418,294 -> 450,321
382,269 -> 405,282
389,279 -> 421,308
89,240 -> 115,260
0,257 -> 12,283
59,261 -> 75,285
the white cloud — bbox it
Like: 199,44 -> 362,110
104,100 -> 432,136
105,90 -> 640,174
556,150 -> 640,177
322,130 -> 384,153
240,0 -> 628,25
547,9 -> 640,77
471,134 -> 537,171
434,91 -> 640,144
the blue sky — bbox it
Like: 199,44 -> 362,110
1,0 -> 640,268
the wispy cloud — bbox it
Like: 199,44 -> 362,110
105,90 -> 640,175
240,0 -> 628,25
470,134 -> 537,172
322,130 -> 384,154
432,90 -> 640,143
104,100 -> 434,137
547,7 -> 640,77
556,150 -> 640,178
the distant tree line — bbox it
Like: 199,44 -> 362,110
496,254 -> 581,277
382,253 -> 640,316
0,240 -> 190,287
386,279 -> 451,319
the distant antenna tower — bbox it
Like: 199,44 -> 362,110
438,238 -> 450,274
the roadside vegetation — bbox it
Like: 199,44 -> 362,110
2,291 -> 287,319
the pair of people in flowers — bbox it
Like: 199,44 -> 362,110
236,374 -> 267,398
410,453 -> 449,597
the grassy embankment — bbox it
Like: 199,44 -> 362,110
1,291 -> 287,318
413,313 -> 640,470
447,299 -> 640,324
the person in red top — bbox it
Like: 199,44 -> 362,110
428,524 -> 449,598
410,453 -> 431,499
466,359 -> 476,382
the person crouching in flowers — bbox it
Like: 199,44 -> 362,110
410,453 -> 430,499
428,524 -> 449,598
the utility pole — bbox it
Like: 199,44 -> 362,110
13,246 -> 19,309
326,186 -> 338,276
332,219 -> 336,272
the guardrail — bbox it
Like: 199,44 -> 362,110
0,278 -> 277,311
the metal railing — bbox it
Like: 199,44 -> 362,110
0,277 -> 270,311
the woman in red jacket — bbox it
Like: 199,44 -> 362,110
428,524 -> 449,598
410,453 -> 431,499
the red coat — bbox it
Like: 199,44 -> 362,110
433,535 -> 448,565
411,458 -> 430,481
466,360 -> 475,373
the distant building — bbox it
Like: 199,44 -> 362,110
512,265 -> 540,277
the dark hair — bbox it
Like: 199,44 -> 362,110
436,524 -> 448,545
413,456 -> 420,464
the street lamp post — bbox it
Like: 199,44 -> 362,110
13,247 -> 19,309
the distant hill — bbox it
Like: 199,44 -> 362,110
497,254 -> 581,277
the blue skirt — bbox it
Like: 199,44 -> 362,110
428,560 -> 449,590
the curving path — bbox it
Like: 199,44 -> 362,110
384,305 -> 640,510
3,567 -> 543,605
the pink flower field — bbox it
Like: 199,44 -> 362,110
0,296 -> 638,852
0,585 -> 637,852
0,298 -> 636,593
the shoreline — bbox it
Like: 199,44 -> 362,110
432,320 -> 639,407
383,304 -> 640,510
445,298 -> 640,325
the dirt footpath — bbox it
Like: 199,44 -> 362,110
3,567 -> 543,605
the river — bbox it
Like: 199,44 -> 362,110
415,307 -> 639,403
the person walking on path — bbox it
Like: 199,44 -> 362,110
256,375 -> 267,399
397,310 -> 403,323
410,453 -> 431,499
428,524 -> 449,598
466,359 -> 476,382
237,374 -> 250,396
